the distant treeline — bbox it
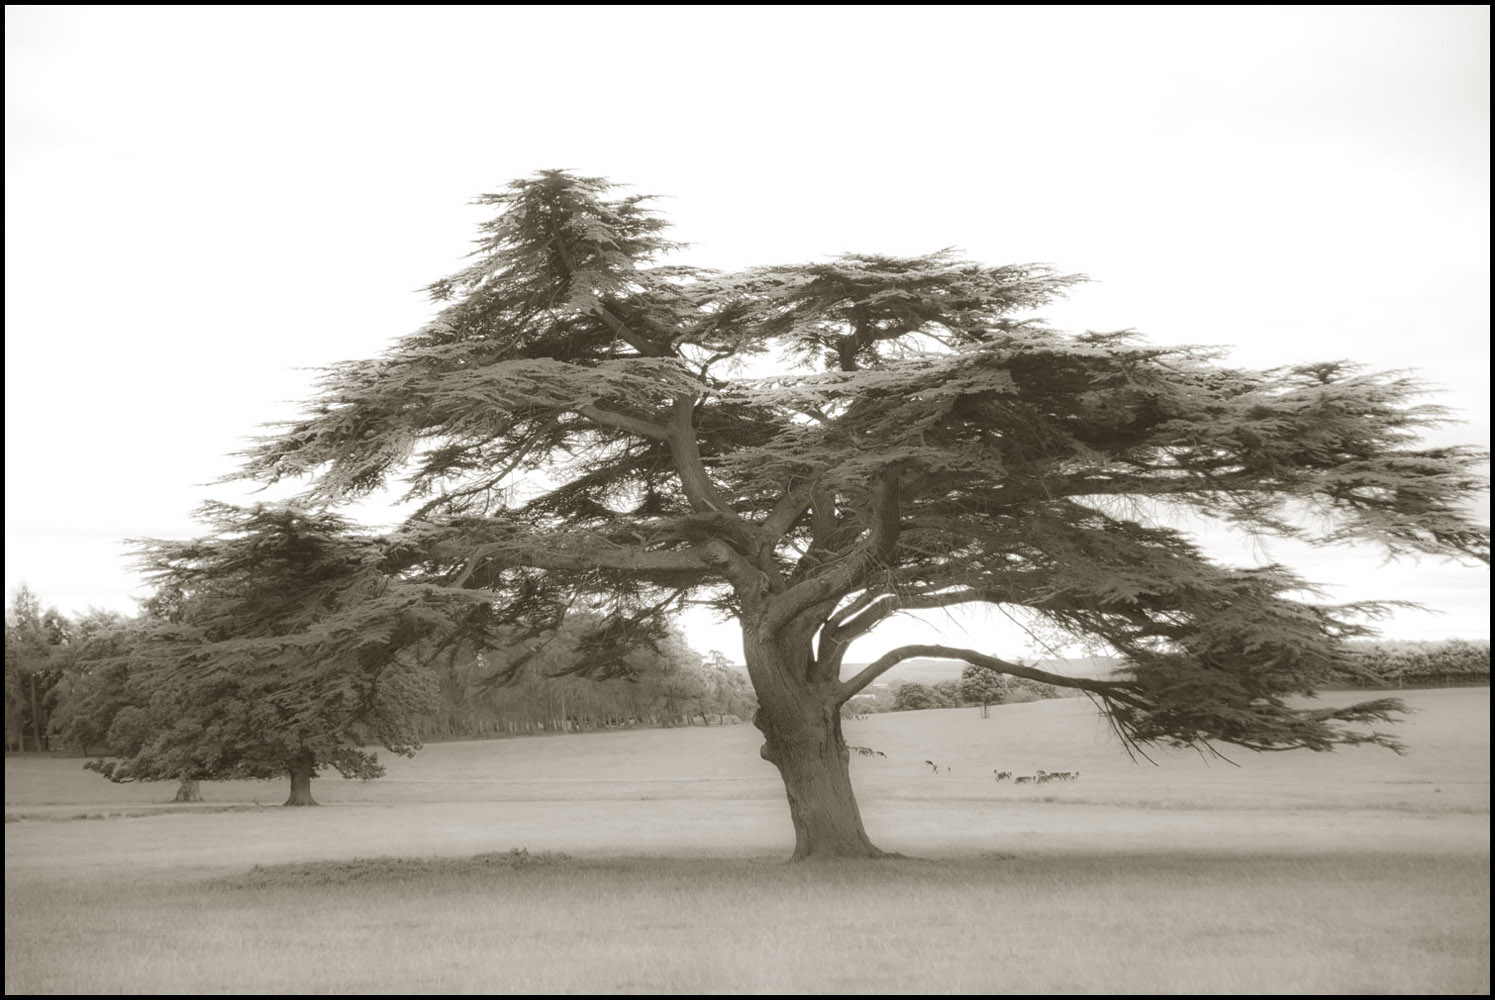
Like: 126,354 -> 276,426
4,583 -> 757,754
9,575 -> 1484,755
846,667 -> 1067,718
1333,639 -> 1490,689
419,638 -> 757,740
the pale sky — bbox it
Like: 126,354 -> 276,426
5,6 -> 1489,663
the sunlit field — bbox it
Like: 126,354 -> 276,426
6,688 -> 1489,994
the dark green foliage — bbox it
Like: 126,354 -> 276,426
931,679 -> 963,707
959,665 -> 1009,710
50,609 -> 135,756
1336,639 -> 1490,688
103,705 -> 151,758
4,585 -> 72,752
892,683 -> 940,712
85,504 -> 482,795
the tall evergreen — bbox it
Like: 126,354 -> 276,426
241,171 -> 1487,855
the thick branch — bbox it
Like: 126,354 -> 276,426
841,588 -> 995,639
667,396 -> 735,515
691,539 -> 773,601
760,479 -> 816,544
871,464 -> 903,562
663,396 -> 793,598
816,588 -> 982,681
597,305 -> 668,359
827,588 -> 882,631
810,486 -> 838,546
454,539 -> 711,582
836,643 -> 1145,706
763,464 -> 909,631
548,225 -> 667,359
575,403 -> 671,440
764,550 -> 872,634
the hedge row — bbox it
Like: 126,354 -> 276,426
1334,638 -> 1490,689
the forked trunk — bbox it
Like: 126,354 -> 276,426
748,640 -> 890,861
283,752 -> 318,806
173,778 -> 202,802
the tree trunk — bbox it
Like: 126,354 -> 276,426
29,674 -> 43,753
173,778 -> 203,802
283,752 -> 318,806
747,637 -> 891,861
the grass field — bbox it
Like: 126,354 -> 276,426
5,688 -> 1489,994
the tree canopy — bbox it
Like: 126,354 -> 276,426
86,503 -> 486,805
4,584 -> 72,752
49,607 -> 134,757
960,664 -> 1010,718
235,170 -> 1489,856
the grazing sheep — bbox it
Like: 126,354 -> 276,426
993,770 -> 1012,781
1014,776 -> 1034,785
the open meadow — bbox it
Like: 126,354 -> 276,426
5,688 -> 1489,994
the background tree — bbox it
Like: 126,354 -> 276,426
931,679 -> 963,709
842,686 -> 896,718
86,503 -> 487,805
4,585 -> 72,752
239,171 -> 1488,858
56,608 -> 214,801
960,664 -> 1009,719
50,608 -> 134,757
891,682 -> 938,712
699,651 -> 757,725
